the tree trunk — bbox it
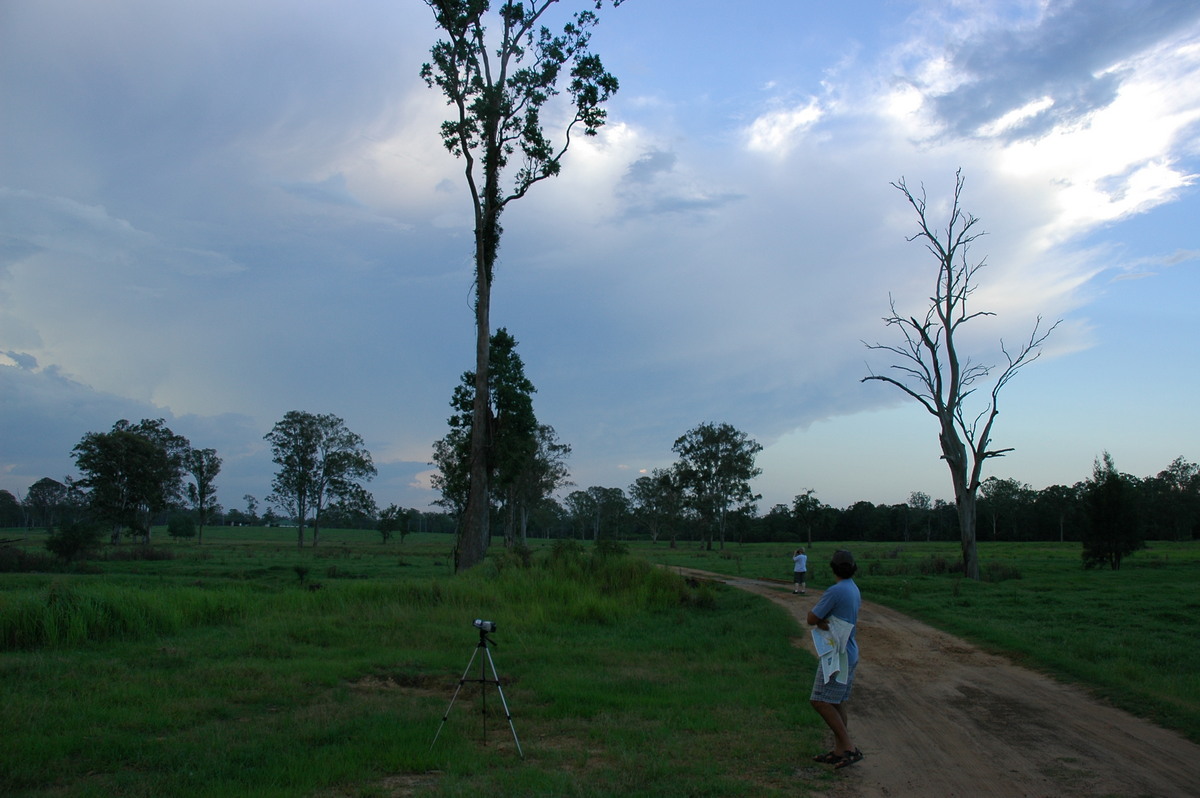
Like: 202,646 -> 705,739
296,497 -> 307,548
457,204 -> 495,572
502,491 -> 517,548
941,425 -> 981,580
956,491 -> 981,580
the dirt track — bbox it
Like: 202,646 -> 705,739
674,569 -> 1200,798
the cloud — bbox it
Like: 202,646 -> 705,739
920,0 -> 1200,141
624,149 -> 677,184
744,99 -> 825,154
2,0 -> 1198,513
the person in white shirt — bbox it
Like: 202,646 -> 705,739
792,548 -> 808,594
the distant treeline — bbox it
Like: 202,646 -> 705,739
522,456 -> 1200,545
5,456 -> 1196,547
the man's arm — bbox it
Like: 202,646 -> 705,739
806,610 -> 828,630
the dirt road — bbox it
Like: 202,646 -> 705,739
674,569 -> 1200,798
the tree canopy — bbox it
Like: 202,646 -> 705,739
265,411 -> 376,548
185,447 -> 222,545
629,468 -> 682,545
1082,452 -> 1143,570
71,419 -> 190,543
672,422 -> 762,550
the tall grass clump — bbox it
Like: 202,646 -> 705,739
0,579 -> 251,650
476,542 -> 718,629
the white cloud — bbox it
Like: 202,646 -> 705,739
976,96 -> 1055,137
744,99 -> 825,154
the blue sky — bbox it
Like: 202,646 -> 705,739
2,0 -> 1198,514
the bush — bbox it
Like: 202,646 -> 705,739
547,538 -> 587,565
594,539 -> 629,558
44,521 -> 103,563
493,543 -> 533,572
168,514 -> 196,539
0,543 -> 56,573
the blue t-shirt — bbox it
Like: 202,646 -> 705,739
793,554 -> 808,572
811,578 -> 861,665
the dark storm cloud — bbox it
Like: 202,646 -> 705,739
931,0 -> 1200,140
624,150 -> 678,184
615,149 -> 745,219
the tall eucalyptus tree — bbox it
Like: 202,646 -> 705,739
422,0 -> 623,570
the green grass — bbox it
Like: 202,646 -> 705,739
4,530 -> 1198,796
633,538 -> 1200,743
0,532 -> 829,797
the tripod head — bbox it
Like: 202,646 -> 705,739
474,618 -> 497,647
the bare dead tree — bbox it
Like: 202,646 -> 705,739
863,170 -> 1059,580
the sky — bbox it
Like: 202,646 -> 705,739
2,0 -> 1199,516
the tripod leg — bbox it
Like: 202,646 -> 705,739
483,645 -> 524,759
430,645 -> 482,752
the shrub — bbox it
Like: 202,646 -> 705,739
547,539 -> 587,565
493,543 -> 533,572
168,514 -> 196,539
0,543 -> 56,573
594,539 -> 629,558
44,521 -> 103,563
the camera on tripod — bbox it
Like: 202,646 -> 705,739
432,617 -> 523,758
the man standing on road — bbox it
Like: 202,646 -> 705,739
806,549 -> 863,770
792,548 -> 808,594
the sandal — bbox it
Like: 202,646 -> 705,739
833,748 -> 864,769
812,750 -> 841,764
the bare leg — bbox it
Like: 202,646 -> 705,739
811,699 -> 854,755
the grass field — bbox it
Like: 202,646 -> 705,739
2,529 -> 1197,796
1,530 -> 825,797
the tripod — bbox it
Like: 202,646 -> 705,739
430,627 -> 524,758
